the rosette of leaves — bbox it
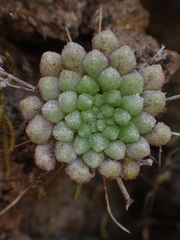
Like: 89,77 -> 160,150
20,30 -> 172,185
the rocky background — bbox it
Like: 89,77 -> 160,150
0,0 -> 180,240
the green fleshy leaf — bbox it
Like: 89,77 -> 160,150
114,108 -> 131,126
101,104 -> 114,118
65,110 -> 82,130
77,75 -> 100,96
83,50 -> 108,78
77,94 -> 94,110
58,91 -> 77,113
83,150 -> 105,168
74,136 -> 91,155
102,125 -> 119,140
98,67 -> 121,92
59,70 -> 81,92
104,140 -> 126,160
118,122 -> 140,143
53,121 -> 74,142
77,123 -> 91,138
120,72 -> 143,96
103,90 -> 121,107
89,133 -> 109,152
121,94 -> 144,116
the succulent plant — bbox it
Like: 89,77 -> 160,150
20,29 -> 172,185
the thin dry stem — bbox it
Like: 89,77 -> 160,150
171,131 -> 180,136
149,154 -> 159,165
103,177 -> 130,233
166,94 -> 180,101
158,146 -> 162,170
142,45 -> 165,68
143,189 -> 157,217
139,158 -> 153,166
0,67 -> 36,92
0,135 -> 29,153
14,139 -> 31,148
65,26 -> 72,42
142,186 -> 158,240
98,6 -> 103,34
116,177 -> 134,211
149,44 -> 165,64
164,146 -> 180,169
0,185 -> 31,216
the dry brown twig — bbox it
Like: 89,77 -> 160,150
166,94 -> 180,101
0,184 -> 32,216
65,26 -> 72,42
164,146 -> 180,169
98,6 -> 103,34
158,146 -> 162,170
149,44 -> 165,64
103,177 -> 130,233
139,158 -> 153,166
0,67 -> 36,92
116,177 -> 134,211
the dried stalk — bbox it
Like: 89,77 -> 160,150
116,177 -> 134,211
0,185 -> 31,216
103,177 -> 130,233
166,94 -> 180,101
0,67 -> 36,92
